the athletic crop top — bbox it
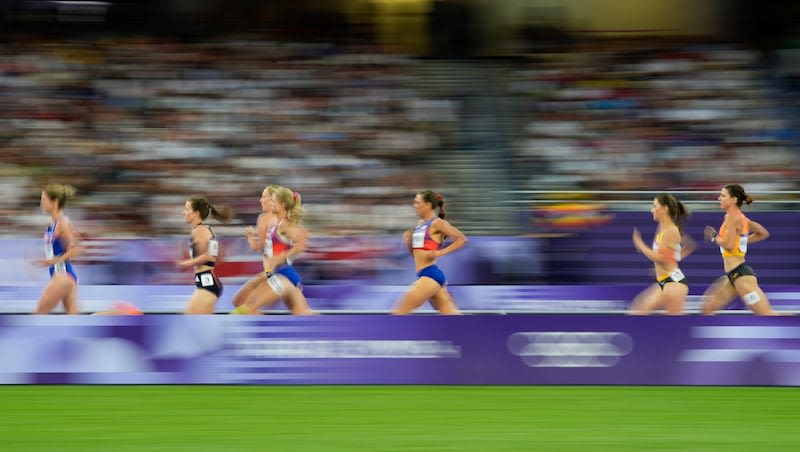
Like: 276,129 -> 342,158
652,231 -> 682,263
189,224 -> 218,267
266,219 -> 293,266
411,218 -> 441,251
719,211 -> 749,258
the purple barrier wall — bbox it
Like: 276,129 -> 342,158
545,211 -> 800,285
3,210 -> 797,314
3,210 -> 798,288
2,315 -> 799,386
0,235 -> 544,286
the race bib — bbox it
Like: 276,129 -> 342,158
411,230 -> 425,248
199,273 -> 214,287
208,239 -> 219,257
669,268 -> 685,282
738,235 -> 748,254
267,274 -> 286,295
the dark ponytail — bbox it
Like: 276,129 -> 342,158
419,189 -> 446,219
725,184 -> 753,207
656,193 -> 689,231
189,196 -> 234,222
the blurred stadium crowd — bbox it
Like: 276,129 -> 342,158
0,36 -> 447,237
1,33 -> 799,238
509,41 -> 799,193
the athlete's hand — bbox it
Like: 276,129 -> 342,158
402,230 -> 411,245
631,228 -> 644,250
704,225 -> 718,243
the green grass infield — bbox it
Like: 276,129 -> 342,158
1,385 -> 798,451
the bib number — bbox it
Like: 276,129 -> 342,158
267,274 -> 286,295
44,232 -> 54,259
199,273 -> 214,287
208,239 -> 219,257
738,235 -> 748,254
411,230 -> 425,248
669,269 -> 685,282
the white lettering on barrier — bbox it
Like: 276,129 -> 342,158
234,340 -> 461,359
507,331 -> 633,368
